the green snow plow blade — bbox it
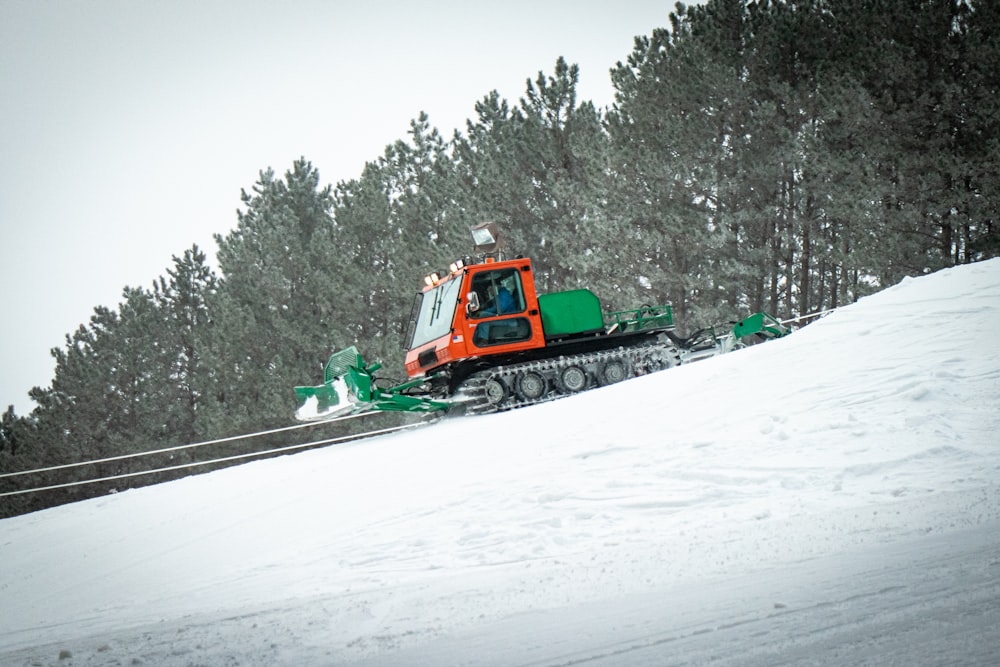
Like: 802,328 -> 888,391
294,346 -> 448,421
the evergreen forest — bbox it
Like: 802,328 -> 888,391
3,0 -> 998,517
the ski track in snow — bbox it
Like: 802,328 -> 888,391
1,258 -> 999,666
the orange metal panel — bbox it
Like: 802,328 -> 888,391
404,258 -> 546,378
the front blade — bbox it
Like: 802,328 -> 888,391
293,377 -> 356,421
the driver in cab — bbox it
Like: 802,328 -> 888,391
481,284 -> 515,316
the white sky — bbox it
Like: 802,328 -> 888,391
0,0 -> 678,415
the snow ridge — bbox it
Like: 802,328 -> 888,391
2,259 -> 999,666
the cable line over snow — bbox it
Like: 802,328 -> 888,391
0,411 -> 373,480
0,420 -> 423,498
780,307 -> 840,325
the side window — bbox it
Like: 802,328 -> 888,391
469,269 -> 525,319
473,317 -> 532,347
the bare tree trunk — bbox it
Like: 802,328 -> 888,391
799,222 -> 812,316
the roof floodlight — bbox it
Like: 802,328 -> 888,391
471,221 -> 503,254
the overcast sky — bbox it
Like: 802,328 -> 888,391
1,0 -> 676,415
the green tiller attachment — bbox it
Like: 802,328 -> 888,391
294,346 -> 448,421
731,312 -> 790,340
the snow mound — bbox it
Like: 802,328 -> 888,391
2,259 -> 999,666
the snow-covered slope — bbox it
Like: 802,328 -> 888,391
2,260 -> 999,666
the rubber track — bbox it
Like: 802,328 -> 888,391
454,337 -> 682,415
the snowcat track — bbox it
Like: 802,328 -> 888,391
454,337 -> 682,415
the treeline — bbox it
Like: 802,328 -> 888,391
3,0 -> 997,517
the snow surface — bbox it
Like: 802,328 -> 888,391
2,259 -> 999,666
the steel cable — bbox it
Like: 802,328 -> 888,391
0,420 -> 423,498
0,411 -> 371,480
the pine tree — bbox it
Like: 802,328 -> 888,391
608,20 -> 735,327
0,405 -> 17,455
826,0 -> 995,278
954,0 -> 1000,260
453,58 -> 610,295
0,405 -> 42,517
328,161 -> 397,364
208,159 -> 338,432
23,286 -> 164,500
518,58 -> 611,294
451,90 -> 531,238
152,245 -> 218,444
366,114 -> 467,366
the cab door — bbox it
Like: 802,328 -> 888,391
459,261 -> 545,356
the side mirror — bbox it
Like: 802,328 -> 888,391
465,291 -> 481,315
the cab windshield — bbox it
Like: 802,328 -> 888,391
409,277 -> 463,349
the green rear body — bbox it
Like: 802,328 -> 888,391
538,289 -> 605,339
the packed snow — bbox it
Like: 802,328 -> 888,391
2,259 -> 999,666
